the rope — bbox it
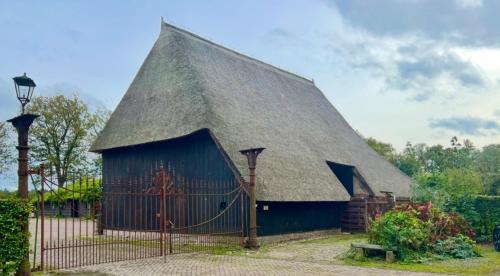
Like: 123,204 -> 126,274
172,188 -> 243,230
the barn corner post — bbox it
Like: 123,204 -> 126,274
239,147 -> 265,249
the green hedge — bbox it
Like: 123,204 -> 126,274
33,178 -> 102,204
0,198 -> 31,274
474,195 -> 500,241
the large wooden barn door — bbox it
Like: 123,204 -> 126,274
29,164 -> 249,272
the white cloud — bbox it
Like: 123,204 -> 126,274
455,0 -> 483,8
260,1 -> 500,148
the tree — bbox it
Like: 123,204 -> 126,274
26,95 -> 98,187
0,123 -> 12,175
420,138 -> 476,173
395,142 -> 423,177
365,138 -> 423,177
0,188 -> 14,199
476,144 -> 500,195
85,107 -> 111,175
365,137 -> 397,163
412,171 -> 448,206
412,168 -> 483,226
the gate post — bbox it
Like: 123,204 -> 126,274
158,166 -> 167,256
240,147 -> 265,249
39,164 -> 45,271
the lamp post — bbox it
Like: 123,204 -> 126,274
7,73 -> 38,276
240,147 -> 265,249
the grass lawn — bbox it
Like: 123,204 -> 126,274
342,241 -> 500,275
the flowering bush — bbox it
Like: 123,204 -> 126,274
396,202 -> 475,241
369,202 -> 479,262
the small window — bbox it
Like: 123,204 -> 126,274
219,201 -> 227,210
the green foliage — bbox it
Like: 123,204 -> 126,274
395,153 -> 421,177
0,189 -> 14,199
396,203 -> 476,242
369,204 -> 481,262
412,171 -> 449,206
0,198 -> 31,274
37,178 -> 102,203
420,138 -> 476,173
365,137 -> 398,163
445,168 -> 483,196
344,243 -> 500,275
412,169 -> 483,202
369,210 -> 432,261
474,196 -> 500,242
365,137 -> 499,196
476,145 -> 500,195
0,123 -> 13,176
411,168 -> 493,240
433,234 -> 479,259
26,95 -> 110,186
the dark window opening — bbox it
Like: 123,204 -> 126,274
327,161 -> 354,196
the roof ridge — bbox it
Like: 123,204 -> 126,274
161,21 -> 315,85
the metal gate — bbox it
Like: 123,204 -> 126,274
30,164 -> 249,271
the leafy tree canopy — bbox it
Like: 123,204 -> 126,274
364,136 -> 499,196
0,123 -> 13,175
26,95 -> 109,187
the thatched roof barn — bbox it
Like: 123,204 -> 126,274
91,21 -> 412,235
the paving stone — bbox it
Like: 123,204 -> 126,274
63,253 -> 442,276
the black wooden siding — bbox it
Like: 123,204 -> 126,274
256,201 -> 346,236
102,129 -> 238,185
101,129 -> 248,234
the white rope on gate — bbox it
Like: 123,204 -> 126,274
173,187 -> 245,230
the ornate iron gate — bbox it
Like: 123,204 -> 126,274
30,164 -> 249,271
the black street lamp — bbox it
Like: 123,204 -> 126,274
13,73 -> 36,114
7,72 -> 39,276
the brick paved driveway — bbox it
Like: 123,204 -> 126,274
31,225 -> 446,275
62,253 -> 442,276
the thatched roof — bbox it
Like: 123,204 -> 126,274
91,21 -> 412,201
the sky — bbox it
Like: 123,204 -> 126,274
1,0 -> 499,152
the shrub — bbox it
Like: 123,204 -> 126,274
369,203 -> 481,262
433,234 -> 480,259
429,210 -> 475,242
35,178 -> 102,204
369,210 -> 432,261
396,202 -> 475,242
474,196 -> 500,242
0,198 -> 31,274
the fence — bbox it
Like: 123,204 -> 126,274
29,164 -> 249,271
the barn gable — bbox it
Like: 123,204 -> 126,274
91,21 -> 412,201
